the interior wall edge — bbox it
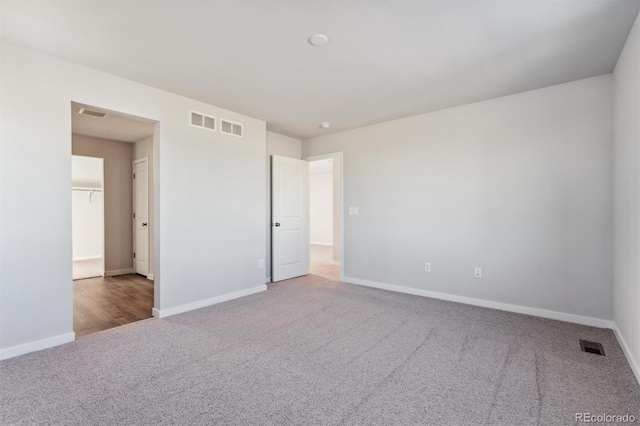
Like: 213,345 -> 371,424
613,323 -> 640,385
152,284 -> 267,319
0,332 -> 76,361
343,275 -> 613,329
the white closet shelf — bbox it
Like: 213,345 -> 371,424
72,187 -> 103,191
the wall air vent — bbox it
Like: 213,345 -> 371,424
580,340 -> 605,356
78,108 -> 107,118
190,111 -> 216,131
220,119 -> 243,137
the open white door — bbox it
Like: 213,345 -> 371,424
272,155 -> 309,282
133,158 -> 149,276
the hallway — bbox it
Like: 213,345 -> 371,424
310,244 -> 340,281
74,274 -> 153,337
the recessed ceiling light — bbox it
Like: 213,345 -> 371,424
320,122 -> 331,129
309,34 -> 329,46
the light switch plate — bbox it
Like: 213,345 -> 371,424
349,207 -> 359,215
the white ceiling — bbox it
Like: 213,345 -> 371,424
4,1 -> 639,139
71,103 -> 155,143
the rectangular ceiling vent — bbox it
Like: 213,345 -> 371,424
78,108 -> 107,118
580,340 -> 605,356
220,119 -> 243,137
190,111 -> 216,131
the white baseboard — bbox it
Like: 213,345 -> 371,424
73,256 -> 102,261
343,276 -> 613,329
612,323 -> 640,385
266,277 -> 272,284
103,268 -> 134,277
310,242 -> 333,247
153,284 -> 267,318
147,274 -> 154,281
0,332 -> 75,361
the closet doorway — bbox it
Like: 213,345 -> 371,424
72,156 -> 105,280
71,102 -> 157,338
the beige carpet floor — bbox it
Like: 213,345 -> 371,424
1,273 -> 638,425
73,258 -> 103,280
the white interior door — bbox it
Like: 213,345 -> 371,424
272,155 -> 309,282
133,158 -> 149,276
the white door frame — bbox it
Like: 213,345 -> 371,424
304,152 -> 345,282
99,159 -> 105,277
133,156 -> 150,278
70,101 -> 161,331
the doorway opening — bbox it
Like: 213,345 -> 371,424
308,158 -> 341,280
72,156 -> 105,280
71,102 -> 157,338
270,152 -> 343,283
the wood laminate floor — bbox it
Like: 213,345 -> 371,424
73,274 -> 154,338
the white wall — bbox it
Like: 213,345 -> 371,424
71,155 -> 103,260
134,136 -> 155,277
0,42 -> 266,355
310,160 -> 333,245
71,155 -> 103,188
266,131 -> 302,280
304,75 -> 613,323
613,13 -> 640,381
72,191 -> 104,260
72,135 -> 133,272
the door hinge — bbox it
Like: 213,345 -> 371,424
133,252 -> 136,259
133,212 -> 136,219
133,173 -> 136,179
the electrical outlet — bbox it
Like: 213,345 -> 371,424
424,262 -> 431,272
474,267 -> 482,278
258,259 -> 265,269
348,206 -> 359,215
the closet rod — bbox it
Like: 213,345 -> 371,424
72,187 -> 102,192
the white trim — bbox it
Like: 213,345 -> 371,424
100,158 -> 106,286
152,284 -> 267,318
103,268 -> 135,277
133,157 -> 150,276
147,273 -> 154,281
613,323 -> 640,385
266,277 -> 272,283
343,276 -> 613,329
0,332 -> 75,361
72,256 -> 102,261
310,242 -> 333,247
304,152 -> 344,282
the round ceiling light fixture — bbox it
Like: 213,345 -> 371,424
309,34 -> 329,46
320,122 -> 331,129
